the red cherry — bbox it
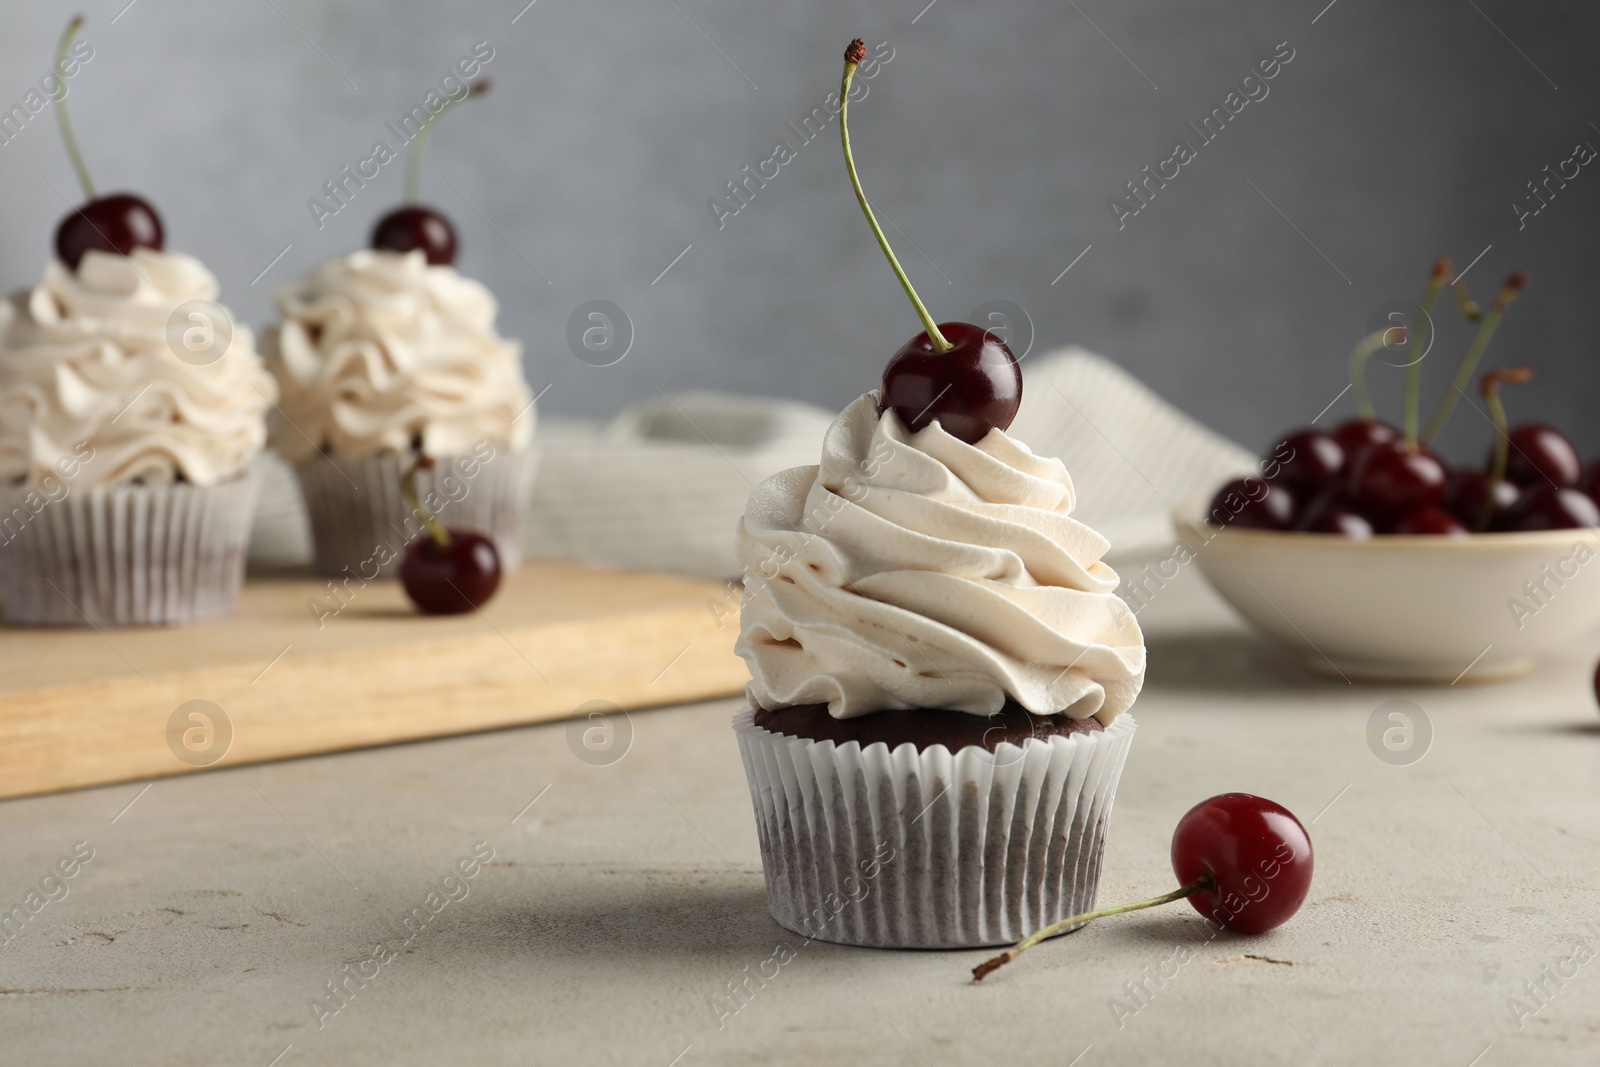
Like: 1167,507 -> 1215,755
372,205 -> 457,265
1497,485 -> 1600,532
1579,460 -> 1600,507
1331,419 -> 1399,473
400,530 -> 501,614
1170,793 -> 1313,934
1208,476 -> 1296,531
1395,505 -> 1469,536
1271,429 -> 1343,500
1498,424 -> 1581,489
879,321 -> 1021,444
54,193 -> 164,270
1348,440 -> 1448,523
1444,468 -> 1518,529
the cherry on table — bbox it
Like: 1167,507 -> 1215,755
1209,477 -> 1296,531
1271,429 -> 1343,500
1497,485 -> 1600,532
1499,424 -> 1581,489
55,193 -> 164,270
879,321 -> 1021,444
1170,793 -> 1314,934
1396,505 -> 1469,536
400,530 -> 502,614
1348,439 -> 1448,523
372,205 -> 457,266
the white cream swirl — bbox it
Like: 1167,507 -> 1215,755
0,249 -> 275,488
735,392 -> 1145,724
265,250 -> 533,461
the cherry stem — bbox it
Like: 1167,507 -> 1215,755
54,15 -> 96,201
971,872 -> 1214,982
1403,257 -> 1451,450
402,454 -> 452,549
1421,271 -> 1527,446
404,80 -> 489,206
1477,366 -> 1532,531
1348,326 -> 1401,422
839,39 -> 949,353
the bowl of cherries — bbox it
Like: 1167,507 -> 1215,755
1175,259 -> 1600,683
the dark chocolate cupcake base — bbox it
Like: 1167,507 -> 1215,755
753,701 -> 1102,752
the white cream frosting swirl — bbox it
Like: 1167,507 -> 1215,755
0,249 -> 275,488
265,249 -> 533,461
735,392 -> 1145,724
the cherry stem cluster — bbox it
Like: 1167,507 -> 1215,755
402,454 -> 452,549
55,15 -> 95,201
1402,258 -> 1451,449
1477,366 -> 1533,530
839,39 -> 949,353
1348,326 -> 1403,421
405,80 -> 489,205
1421,272 -> 1528,445
971,872 -> 1214,982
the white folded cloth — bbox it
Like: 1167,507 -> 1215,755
245,348 -> 1255,578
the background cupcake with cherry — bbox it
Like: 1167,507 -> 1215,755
731,41 -> 1145,949
264,84 -> 535,579
0,17 -> 274,626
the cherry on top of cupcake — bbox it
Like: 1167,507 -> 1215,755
50,15 -> 165,271
836,38 -> 1021,446
370,80 -> 490,267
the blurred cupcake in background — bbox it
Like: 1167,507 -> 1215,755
263,79 -> 536,579
0,15 -> 271,626
0,249 -> 274,625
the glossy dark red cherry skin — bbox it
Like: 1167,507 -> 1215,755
1396,505 -> 1468,536
1331,419 -> 1399,473
400,530 -> 501,614
372,205 -> 457,266
1209,477 -> 1296,530
1444,469 -> 1518,530
55,193 -> 164,270
1298,488 -> 1374,537
1498,424 -> 1581,488
1497,485 -> 1600,532
879,321 -> 1021,444
1171,793 -> 1313,935
1580,461 -> 1600,508
1272,429 -> 1343,500
1348,440 -> 1448,523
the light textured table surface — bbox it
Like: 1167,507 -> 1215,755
4,561 -> 1599,1066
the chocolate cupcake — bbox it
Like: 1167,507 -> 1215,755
263,249 -> 535,578
731,392 -> 1145,948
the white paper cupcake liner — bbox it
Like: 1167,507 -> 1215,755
0,474 -> 257,627
733,706 -> 1136,948
294,447 -> 536,578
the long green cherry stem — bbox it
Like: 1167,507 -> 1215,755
1477,367 -> 1531,531
1402,257 -> 1451,449
402,454 -> 452,549
55,15 -> 96,200
840,39 -> 949,353
972,873 -> 1214,982
404,80 -> 489,205
1421,271 -> 1528,445
1348,326 -> 1402,421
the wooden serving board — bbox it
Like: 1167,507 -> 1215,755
0,562 -> 746,800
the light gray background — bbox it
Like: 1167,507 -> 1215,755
2,0 -> 1597,462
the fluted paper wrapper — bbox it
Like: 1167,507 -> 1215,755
733,706 -> 1136,948
0,475 -> 256,627
294,447 -> 536,578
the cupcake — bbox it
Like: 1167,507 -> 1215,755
0,249 -> 275,626
264,247 -> 535,578
729,39 -> 1145,948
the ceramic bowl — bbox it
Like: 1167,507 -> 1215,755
1167,500 -> 1600,683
